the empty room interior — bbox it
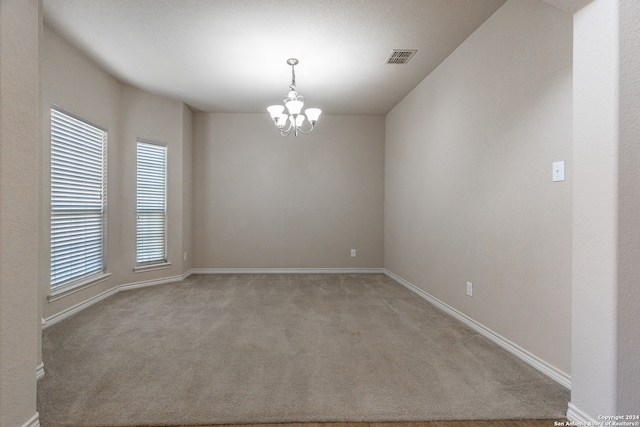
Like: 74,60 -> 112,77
1,0 -> 639,426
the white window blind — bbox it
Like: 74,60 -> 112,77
50,108 -> 107,289
136,141 -> 167,265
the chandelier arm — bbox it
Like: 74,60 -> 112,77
297,122 -> 316,134
276,119 -> 294,136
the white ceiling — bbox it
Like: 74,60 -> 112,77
43,0 -> 507,115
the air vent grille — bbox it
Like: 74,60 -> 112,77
385,49 -> 417,65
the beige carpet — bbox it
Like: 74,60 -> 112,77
37,274 -> 569,426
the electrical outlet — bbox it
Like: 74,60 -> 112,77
350,249 -> 356,257
466,281 -> 473,297
183,251 -> 187,261
552,161 -> 565,182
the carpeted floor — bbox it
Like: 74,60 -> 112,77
37,274 -> 569,426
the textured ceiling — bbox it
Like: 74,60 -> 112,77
43,0 -> 507,115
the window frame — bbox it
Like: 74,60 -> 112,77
49,106 -> 109,299
134,139 -> 169,272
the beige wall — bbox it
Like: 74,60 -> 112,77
41,25 -> 122,319
0,0 -> 41,425
182,105 -> 194,271
571,0 -> 640,417
384,0 -> 573,374
616,0 -> 640,411
192,113 -> 384,269
41,26 -> 193,320
6,0 -> 639,421
118,84 -> 189,284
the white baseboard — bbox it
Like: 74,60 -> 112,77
36,362 -> 45,381
119,270 -> 192,291
42,286 -> 119,329
43,270 -> 193,329
21,413 -> 40,427
44,267 -> 570,391
191,268 -> 384,274
384,269 -> 571,390
566,402 -> 597,423
43,268 -> 385,328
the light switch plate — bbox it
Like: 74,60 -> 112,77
553,161 -> 565,182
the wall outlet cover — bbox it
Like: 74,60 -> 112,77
552,161 -> 565,182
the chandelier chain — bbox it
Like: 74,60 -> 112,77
290,63 -> 296,91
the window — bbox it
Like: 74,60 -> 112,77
50,108 -> 107,290
136,140 -> 167,267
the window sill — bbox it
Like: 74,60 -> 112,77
133,262 -> 171,274
48,272 -> 112,303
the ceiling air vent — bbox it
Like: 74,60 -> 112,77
385,49 -> 417,65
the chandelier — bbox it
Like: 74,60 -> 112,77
267,58 -> 321,137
